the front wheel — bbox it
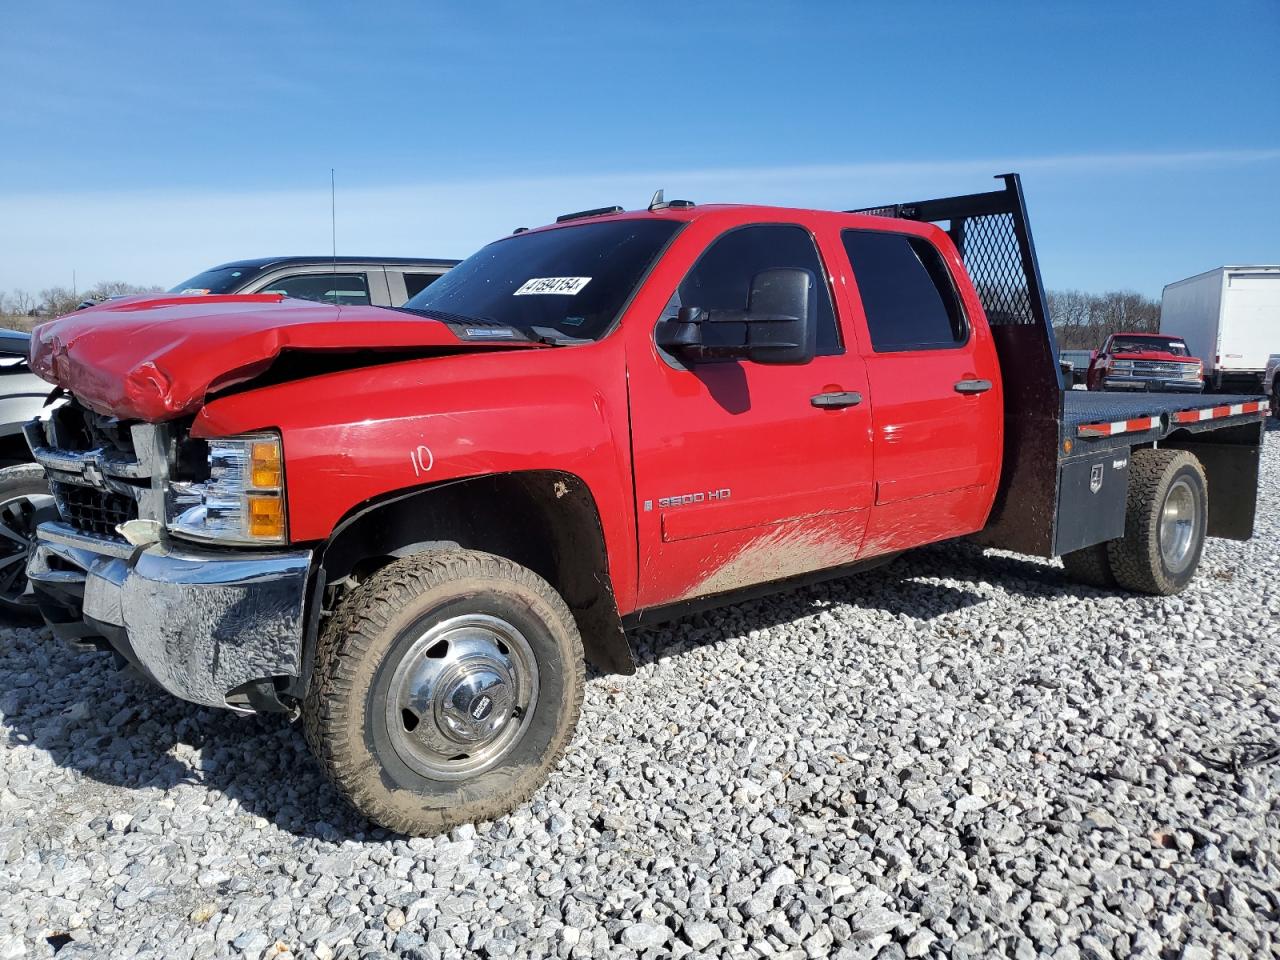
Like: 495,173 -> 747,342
303,549 -> 585,835
1106,449 -> 1207,596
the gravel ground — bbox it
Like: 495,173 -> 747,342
1,433 -> 1278,960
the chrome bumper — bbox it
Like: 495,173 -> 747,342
29,521 -> 312,712
1102,376 -> 1203,393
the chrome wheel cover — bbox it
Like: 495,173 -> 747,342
385,614 -> 539,780
1159,477 -> 1198,573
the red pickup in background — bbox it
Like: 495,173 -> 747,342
1086,332 -> 1203,392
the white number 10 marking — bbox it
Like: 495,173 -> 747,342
410,444 -> 434,477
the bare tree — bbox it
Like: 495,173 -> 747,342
38,286 -> 83,318
6,290 -> 36,316
1050,289 -> 1160,350
85,280 -> 164,301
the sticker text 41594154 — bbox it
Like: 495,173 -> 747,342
513,277 -> 592,296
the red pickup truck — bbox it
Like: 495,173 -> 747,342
23,176 -> 1267,834
1086,332 -> 1204,392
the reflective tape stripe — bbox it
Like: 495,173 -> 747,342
1079,399 -> 1265,438
1077,416 -> 1159,438
1170,399 -> 1267,424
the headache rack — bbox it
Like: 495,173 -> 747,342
853,174 -> 1264,557
851,173 -> 1066,555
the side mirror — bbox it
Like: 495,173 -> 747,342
655,268 -> 816,366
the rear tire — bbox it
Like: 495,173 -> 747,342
303,549 -> 585,835
1270,376 -> 1280,420
1060,542 -> 1116,589
1106,449 -> 1207,596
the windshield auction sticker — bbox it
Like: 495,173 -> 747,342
513,277 -> 592,296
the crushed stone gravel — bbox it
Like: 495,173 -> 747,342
0,430 -> 1277,959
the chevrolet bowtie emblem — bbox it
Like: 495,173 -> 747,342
82,461 -> 105,488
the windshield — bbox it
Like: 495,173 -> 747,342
168,265 -> 266,295
1110,336 -> 1190,356
402,219 -> 681,340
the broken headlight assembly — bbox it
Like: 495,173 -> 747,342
167,432 -> 288,545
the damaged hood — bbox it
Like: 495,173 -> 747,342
30,294 -> 543,421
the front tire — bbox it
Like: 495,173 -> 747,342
303,549 -> 585,835
1106,449 -> 1207,596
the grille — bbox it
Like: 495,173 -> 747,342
1132,361 -> 1187,376
51,482 -> 138,539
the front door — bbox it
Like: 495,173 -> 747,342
628,223 -> 875,609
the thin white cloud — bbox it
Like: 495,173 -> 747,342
1,147 -> 1276,292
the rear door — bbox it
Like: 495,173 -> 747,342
628,222 -> 875,607
837,228 -> 1002,555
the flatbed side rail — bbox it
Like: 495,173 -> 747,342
851,173 -> 1064,556
1074,398 -> 1269,439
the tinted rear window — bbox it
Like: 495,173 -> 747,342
403,272 -> 442,299
842,230 -> 966,351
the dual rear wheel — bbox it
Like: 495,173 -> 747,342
1061,448 -> 1208,596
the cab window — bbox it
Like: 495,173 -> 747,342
671,224 -> 841,355
842,230 -> 966,352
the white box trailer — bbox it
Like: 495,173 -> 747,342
1161,266 -> 1280,390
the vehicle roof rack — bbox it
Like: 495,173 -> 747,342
555,205 -> 624,224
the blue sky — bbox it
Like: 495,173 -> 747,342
1,1 -> 1276,296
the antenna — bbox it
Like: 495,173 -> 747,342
330,168 -> 337,274
647,189 -> 693,213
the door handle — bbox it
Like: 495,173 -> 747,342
954,379 -> 992,394
810,390 -> 863,409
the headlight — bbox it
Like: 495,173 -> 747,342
1110,360 -> 1133,372
1182,363 -> 1203,380
167,432 -> 287,544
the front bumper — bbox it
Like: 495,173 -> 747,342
1101,376 -> 1203,393
29,521 -> 312,711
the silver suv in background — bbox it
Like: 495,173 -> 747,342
0,254 -> 459,619
170,255 -> 459,305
